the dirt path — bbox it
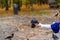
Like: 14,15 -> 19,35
0,15 -> 60,40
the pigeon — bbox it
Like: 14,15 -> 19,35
52,34 -> 59,40
5,33 -> 14,40
27,38 -> 29,40
54,13 -> 58,17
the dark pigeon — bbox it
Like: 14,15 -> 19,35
54,13 -> 58,17
5,33 -> 14,40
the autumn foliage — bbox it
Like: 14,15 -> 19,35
21,4 -> 49,11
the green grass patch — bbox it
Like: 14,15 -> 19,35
19,11 -> 49,16
0,10 -> 50,17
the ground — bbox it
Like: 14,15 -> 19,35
0,9 -> 60,40
0,15 -> 60,40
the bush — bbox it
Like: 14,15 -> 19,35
21,4 -> 49,11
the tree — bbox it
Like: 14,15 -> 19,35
8,0 -> 11,8
17,0 -> 22,11
56,0 -> 60,4
0,0 -> 5,8
29,0 -> 35,11
37,0 -> 48,5
5,0 -> 9,11
26,0 -> 29,8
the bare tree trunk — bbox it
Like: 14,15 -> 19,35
5,0 -> 9,11
30,0 -> 34,11
1,0 -> 5,8
17,0 -> 22,11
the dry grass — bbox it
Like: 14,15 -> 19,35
0,9 -> 49,17
0,4 -> 50,17
0,8 -> 14,17
21,4 -> 49,11
33,4 -> 49,11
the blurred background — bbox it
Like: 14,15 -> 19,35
0,0 -> 60,40
0,0 -> 60,11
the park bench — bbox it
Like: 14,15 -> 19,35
49,2 -> 59,9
